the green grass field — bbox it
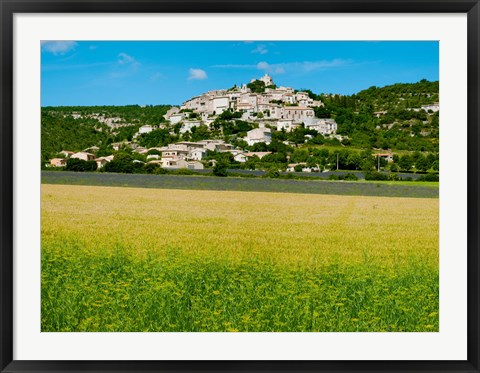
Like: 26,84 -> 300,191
41,184 -> 439,332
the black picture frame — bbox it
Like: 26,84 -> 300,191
1,1 -> 479,372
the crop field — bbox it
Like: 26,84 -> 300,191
42,171 -> 439,199
42,184 -> 439,332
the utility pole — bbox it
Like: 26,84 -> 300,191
337,153 -> 339,171
377,154 -> 380,172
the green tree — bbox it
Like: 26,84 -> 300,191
213,160 -> 228,177
360,157 -> 375,171
138,128 -> 177,148
251,142 -> 269,152
65,158 -> 97,172
243,157 -> 258,170
398,155 -> 413,172
219,110 -> 243,120
190,125 -> 211,141
266,168 -> 280,178
104,152 -> 135,173
247,80 -> 266,93
389,163 -> 400,172
346,152 -> 362,170
147,149 -> 161,155
415,155 -> 429,172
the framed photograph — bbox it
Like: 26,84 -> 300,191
1,0 -> 479,372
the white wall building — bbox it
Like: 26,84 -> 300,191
282,93 -> 295,105
239,94 -> 258,109
163,107 -> 180,120
49,158 -> 66,167
71,152 -> 95,161
189,148 -> 207,161
161,157 -> 204,170
276,119 -> 300,132
304,118 -> 338,135
182,96 -> 202,111
169,113 -> 186,125
211,96 -> 229,115
95,155 -> 114,169
281,106 -> 315,122
244,128 -> 272,146
180,120 -> 203,134
268,105 -> 283,119
139,125 -> 154,134
421,103 -> 439,112
268,90 -> 285,101
234,153 -> 248,163
295,92 -> 314,107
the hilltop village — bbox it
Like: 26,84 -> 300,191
48,74 -> 340,172
44,76 -> 440,177
174,73 -> 336,137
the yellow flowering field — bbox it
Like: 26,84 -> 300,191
41,184 -> 439,332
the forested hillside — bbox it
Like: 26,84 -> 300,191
305,80 -> 439,151
41,105 -> 171,162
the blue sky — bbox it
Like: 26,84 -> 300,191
41,41 -> 439,107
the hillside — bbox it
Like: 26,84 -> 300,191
41,79 -> 439,175
307,80 -> 439,151
41,105 -> 171,162
354,80 -> 439,111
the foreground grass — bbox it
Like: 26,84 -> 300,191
42,184 -> 439,332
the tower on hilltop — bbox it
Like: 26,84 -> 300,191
259,73 -> 273,86
250,73 -> 274,86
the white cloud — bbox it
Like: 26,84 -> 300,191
118,53 -> 134,64
118,53 -> 140,70
252,44 -> 268,55
300,59 -> 349,72
257,59 -> 351,74
213,59 -> 351,75
256,61 -> 269,70
41,41 -> 77,55
256,62 -> 285,75
188,68 -> 207,80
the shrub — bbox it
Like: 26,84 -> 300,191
104,153 -> 135,173
417,173 -> 439,182
266,168 -> 280,178
328,173 -> 358,181
388,173 -> 402,181
343,173 -> 359,181
65,158 -> 97,172
213,161 -> 228,177
155,167 -> 168,175
364,172 -> 388,181
145,163 -> 168,175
